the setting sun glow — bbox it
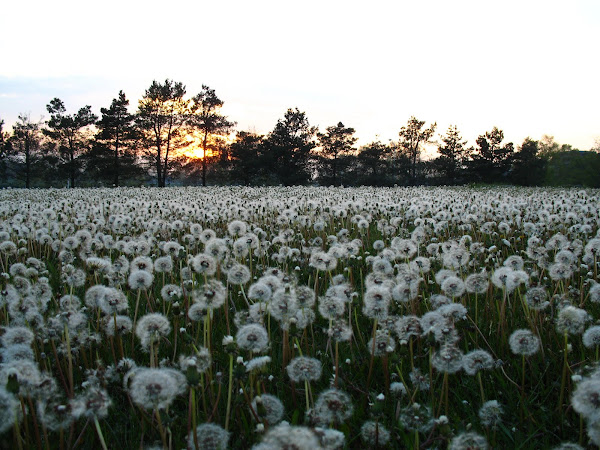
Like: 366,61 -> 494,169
180,133 -> 230,160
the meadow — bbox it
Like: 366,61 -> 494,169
0,185 -> 599,449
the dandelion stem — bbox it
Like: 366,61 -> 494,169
191,388 -> 199,450
64,324 -> 74,398
225,353 -> 234,430
131,289 -> 142,348
93,418 -> 108,450
558,331 -> 569,412
155,409 -> 168,450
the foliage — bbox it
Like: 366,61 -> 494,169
468,127 -> 514,184
228,131 -> 266,186
43,98 -> 97,188
136,79 -> 189,187
263,108 -> 317,185
545,150 -> 600,187
188,86 -> 236,186
316,122 -> 357,186
397,117 -> 437,184
92,91 -> 143,186
510,138 -> 546,186
434,125 -> 469,184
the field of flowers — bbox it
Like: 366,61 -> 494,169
0,185 -> 599,449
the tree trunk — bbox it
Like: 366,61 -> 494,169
114,129 -> 120,187
25,139 -> 30,189
202,131 -> 208,187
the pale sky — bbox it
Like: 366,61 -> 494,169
1,0 -> 599,152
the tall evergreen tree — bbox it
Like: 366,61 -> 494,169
94,91 -> 141,186
136,79 -> 188,187
229,131 -> 265,185
44,98 -> 97,188
0,118 -> 10,184
511,137 -> 545,186
188,85 -> 235,186
398,116 -> 436,184
435,125 -> 468,184
10,114 -> 44,188
316,122 -> 357,186
468,127 -> 514,183
355,141 -> 393,186
264,108 -> 317,185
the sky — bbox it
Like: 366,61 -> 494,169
1,0 -> 599,153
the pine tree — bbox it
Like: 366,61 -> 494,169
44,98 -> 97,188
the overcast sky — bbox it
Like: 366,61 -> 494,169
1,0 -> 599,151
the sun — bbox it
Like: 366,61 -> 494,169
181,133 -> 205,159
180,132 -> 234,159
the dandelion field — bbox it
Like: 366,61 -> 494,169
1,185 -> 600,449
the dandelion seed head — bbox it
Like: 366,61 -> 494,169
360,421 -> 390,446
127,269 -> 153,290
449,431 -> 488,450
236,324 -> 269,353
509,329 -> 540,356
478,400 -> 503,427
286,356 -> 322,382
556,306 -> 590,335
129,367 -> 186,410
432,344 -> 464,374
188,422 -> 231,450
135,313 -> 171,351
462,349 -> 495,375
524,286 -> 550,311
572,378 -> 600,422
310,388 -> 353,426
252,394 -> 284,425
254,422 -> 320,449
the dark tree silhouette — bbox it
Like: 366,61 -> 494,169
10,114 -> 45,188
468,127 -> 514,183
264,108 -> 317,185
229,131 -> 265,185
188,85 -> 235,186
0,118 -> 11,183
316,122 -> 357,186
398,117 -> 436,184
136,79 -> 188,187
44,98 -> 97,188
95,91 -> 141,186
510,137 -> 545,186
355,141 -> 393,186
435,125 -> 468,184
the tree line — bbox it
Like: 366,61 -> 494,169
1,78 -> 599,188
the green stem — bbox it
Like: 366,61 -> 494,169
225,354 -> 234,430
93,417 -> 108,450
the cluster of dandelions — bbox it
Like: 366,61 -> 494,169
0,185 -> 598,448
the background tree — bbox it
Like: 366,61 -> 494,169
263,108 -> 317,185
397,116 -> 436,184
316,122 -> 357,186
435,125 -> 468,184
9,114 -> 45,188
44,98 -> 97,188
136,79 -> 188,187
467,127 -> 514,183
92,91 -> 142,186
510,137 -> 545,186
228,131 -> 265,185
0,118 -> 11,184
537,134 -> 578,158
353,140 -> 393,186
188,85 -> 235,186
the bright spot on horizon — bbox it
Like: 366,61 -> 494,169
1,0 -> 599,151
